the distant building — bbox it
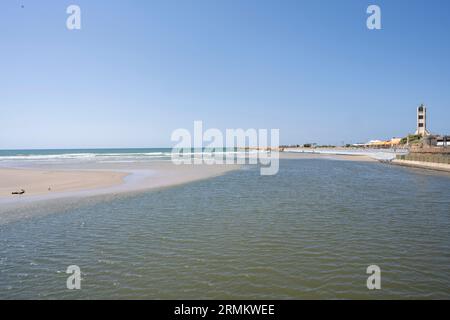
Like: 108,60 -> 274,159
390,138 -> 402,146
437,136 -> 450,147
351,143 -> 366,147
415,104 -> 430,136
415,134 -> 449,148
363,138 -> 401,148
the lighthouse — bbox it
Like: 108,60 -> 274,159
415,104 -> 430,136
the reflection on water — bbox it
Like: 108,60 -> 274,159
1,159 -> 449,299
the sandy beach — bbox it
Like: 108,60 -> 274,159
0,168 -> 126,197
0,162 -> 239,204
0,161 -> 240,224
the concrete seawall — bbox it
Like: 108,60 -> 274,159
391,159 -> 450,173
284,148 -> 407,161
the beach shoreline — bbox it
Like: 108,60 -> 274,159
0,168 -> 127,198
0,152 -> 378,200
0,162 -> 240,224
0,163 -> 240,203
2,150 -> 447,224
0,150 -> 410,204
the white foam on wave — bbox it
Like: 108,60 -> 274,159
0,153 -> 98,161
0,151 -> 253,162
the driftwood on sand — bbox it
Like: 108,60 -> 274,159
12,189 -> 26,195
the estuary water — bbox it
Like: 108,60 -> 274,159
1,158 -> 449,299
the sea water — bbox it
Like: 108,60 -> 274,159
0,155 -> 449,299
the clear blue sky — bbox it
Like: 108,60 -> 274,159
1,0 -> 449,149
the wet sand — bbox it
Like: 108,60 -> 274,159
0,162 -> 240,224
0,168 -> 126,197
0,162 -> 239,204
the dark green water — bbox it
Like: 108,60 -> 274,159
1,159 -> 449,299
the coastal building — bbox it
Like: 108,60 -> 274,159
351,143 -> 367,147
390,138 -> 402,146
437,136 -> 450,147
364,138 -> 401,148
415,104 -> 430,136
419,134 -> 449,147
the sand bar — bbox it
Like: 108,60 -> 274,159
0,168 -> 126,198
0,162 -> 240,224
0,162 -> 239,204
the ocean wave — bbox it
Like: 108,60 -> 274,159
0,150 -> 257,162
